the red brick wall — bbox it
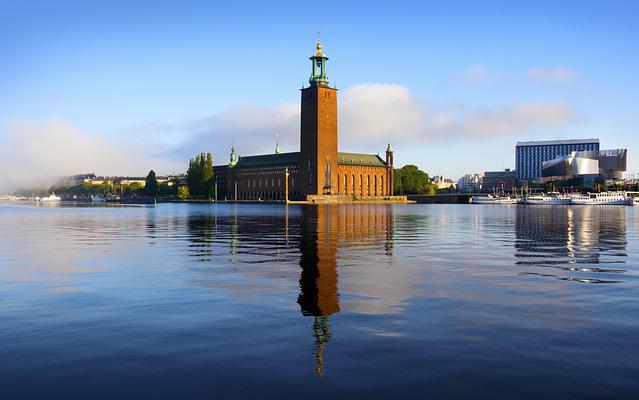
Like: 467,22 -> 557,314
300,86 -> 338,196
336,165 -> 390,196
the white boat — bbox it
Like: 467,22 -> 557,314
471,194 -> 518,204
36,193 -> 61,202
524,192 -> 571,205
570,191 -> 628,205
626,192 -> 639,206
91,195 -> 106,202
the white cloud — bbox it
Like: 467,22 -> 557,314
0,118 -> 181,192
170,83 -> 575,156
337,83 -> 576,144
1,83 -> 577,191
455,64 -> 505,84
527,67 -> 577,84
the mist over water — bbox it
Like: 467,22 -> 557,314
0,203 -> 638,399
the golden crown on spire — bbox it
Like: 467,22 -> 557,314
315,40 -> 324,57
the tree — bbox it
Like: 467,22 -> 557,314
393,165 -> 436,195
177,185 -> 190,200
187,152 -> 214,198
145,170 -> 159,197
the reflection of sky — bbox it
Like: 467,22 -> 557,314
0,203 -> 634,321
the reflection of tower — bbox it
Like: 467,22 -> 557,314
298,205 -> 340,375
229,205 -> 238,258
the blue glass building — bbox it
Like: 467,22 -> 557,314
515,139 -> 600,182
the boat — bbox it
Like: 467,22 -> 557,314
626,192 -> 639,206
91,195 -> 106,202
570,191 -> 628,205
524,192 -> 570,205
36,193 -> 61,202
471,194 -> 518,204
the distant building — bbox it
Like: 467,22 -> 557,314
458,173 -> 483,193
516,139 -> 600,182
482,169 -> 516,193
432,175 -> 457,191
58,173 -> 96,186
542,148 -> 627,186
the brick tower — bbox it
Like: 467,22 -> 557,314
300,40 -> 338,196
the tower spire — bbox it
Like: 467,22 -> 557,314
309,38 -> 329,86
275,134 -> 281,154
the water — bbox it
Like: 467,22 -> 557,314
1,202 -> 638,399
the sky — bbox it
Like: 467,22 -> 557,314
1,0 -> 638,190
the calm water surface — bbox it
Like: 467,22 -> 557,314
1,203 -> 638,399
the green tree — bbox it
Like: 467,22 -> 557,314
393,165 -> 436,195
177,185 -> 190,200
145,170 -> 159,197
187,152 -> 214,198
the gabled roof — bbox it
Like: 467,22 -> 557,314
338,152 -> 386,167
234,152 -> 300,168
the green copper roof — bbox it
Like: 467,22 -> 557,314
220,151 -> 386,168
337,152 -> 386,167
234,152 -> 300,168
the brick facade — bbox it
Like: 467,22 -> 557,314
212,41 -> 393,201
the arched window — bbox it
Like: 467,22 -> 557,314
374,175 -> 377,196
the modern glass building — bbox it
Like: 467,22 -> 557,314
515,139 -> 600,182
542,149 -> 627,182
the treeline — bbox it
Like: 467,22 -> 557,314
393,165 -> 438,195
185,152 -> 215,199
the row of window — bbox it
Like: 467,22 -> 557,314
336,174 -> 387,196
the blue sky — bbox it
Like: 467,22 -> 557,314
1,0 -> 638,188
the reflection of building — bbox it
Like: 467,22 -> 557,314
542,149 -> 627,185
185,204 -> 396,375
516,138 -> 600,182
212,40 -> 394,201
297,204 -> 395,375
514,206 -> 627,283
482,169 -> 516,193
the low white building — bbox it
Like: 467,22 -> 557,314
457,173 -> 483,193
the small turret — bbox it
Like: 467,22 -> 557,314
309,39 -> 330,87
229,143 -> 238,167
275,135 -> 281,154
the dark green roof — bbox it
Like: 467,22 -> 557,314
234,152 -> 300,168
338,152 -> 386,167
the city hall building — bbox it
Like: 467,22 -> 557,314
213,40 -> 394,201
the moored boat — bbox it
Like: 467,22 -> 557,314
36,193 -> 61,202
570,191 -> 628,205
524,192 -> 570,205
91,195 -> 106,202
471,194 -> 518,204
